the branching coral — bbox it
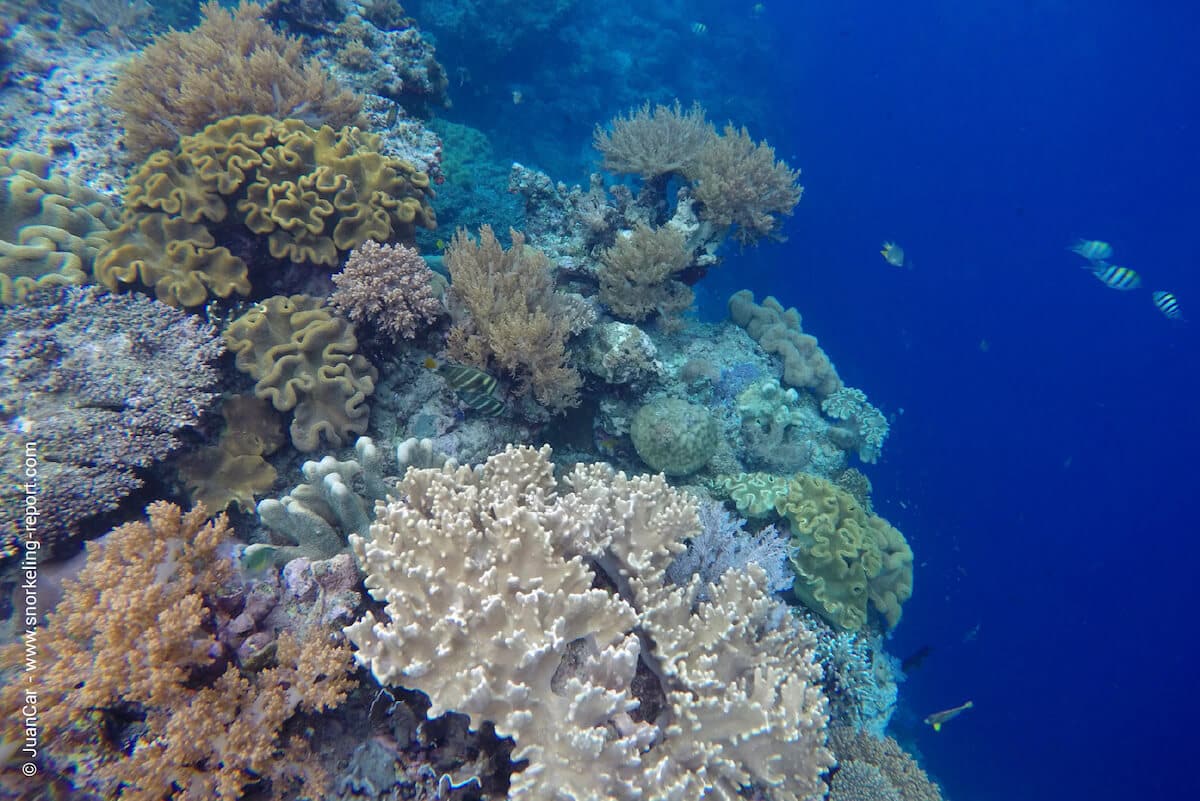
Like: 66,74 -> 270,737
828,728 -> 946,801
0,502 -> 355,800
685,124 -> 803,246
593,100 -> 714,180
112,1 -> 363,159
444,225 -> 587,414
346,445 -> 833,801
331,239 -> 444,342
598,222 -> 696,322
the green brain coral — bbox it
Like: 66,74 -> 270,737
95,115 -> 436,307
1,149 -> 118,304
224,294 -> 378,452
630,398 -> 719,476
777,474 -> 912,631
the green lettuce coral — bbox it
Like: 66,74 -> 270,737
95,114 -> 436,307
777,474 -> 912,631
1,149 -> 118,304
224,294 -> 378,452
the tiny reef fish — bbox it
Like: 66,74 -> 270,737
880,241 -> 908,268
1152,290 -> 1183,320
1089,262 -> 1142,291
1070,239 -> 1113,262
691,22 -> 708,35
424,357 -> 506,415
924,700 -> 974,732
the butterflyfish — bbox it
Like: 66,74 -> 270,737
1070,239 -> 1113,262
880,241 -> 908,269
424,358 -> 506,415
1152,291 -> 1183,321
1090,263 -> 1142,291
924,700 -> 973,732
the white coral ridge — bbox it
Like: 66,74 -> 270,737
345,444 -> 832,801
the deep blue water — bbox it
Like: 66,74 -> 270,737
454,2 -> 1199,799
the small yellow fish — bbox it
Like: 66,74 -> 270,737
691,22 -> 708,35
1070,239 -> 1113,262
924,700 -> 973,732
880,241 -> 908,268
434,238 -> 446,251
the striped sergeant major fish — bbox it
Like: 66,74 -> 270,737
424,357 -> 506,416
1070,239 -> 1113,262
1088,262 -> 1142,291
1152,291 -> 1184,321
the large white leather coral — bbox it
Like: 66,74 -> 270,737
345,445 -> 831,801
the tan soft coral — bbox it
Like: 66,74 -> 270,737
112,1 -> 363,160
0,502 -> 354,800
444,225 -> 587,414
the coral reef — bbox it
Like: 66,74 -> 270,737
0,502 -> 356,800
828,728 -> 946,801
822,387 -> 890,464
778,474 -> 913,631
444,225 -> 588,415
598,221 -> 696,323
111,1 -> 363,159
729,289 -> 842,398
94,114 -> 437,306
593,99 -> 712,180
0,288 -> 222,549
224,294 -> 379,452
0,148 -> 118,303
629,397 -> 719,476
736,377 -> 851,476
805,611 -> 900,737
346,445 -> 833,801
331,239 -> 444,342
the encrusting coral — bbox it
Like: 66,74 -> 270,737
0,502 -> 355,800
224,294 -> 379,452
0,148 -> 118,304
444,225 -> 589,414
346,445 -> 833,801
111,1 -> 363,159
94,114 -> 436,307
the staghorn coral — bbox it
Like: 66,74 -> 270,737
597,221 -> 696,323
111,1 -> 363,159
94,114 -> 436,306
0,148 -> 118,304
729,289 -> 842,398
330,239 -> 444,342
593,99 -> 714,180
778,474 -> 913,631
0,288 -> 222,549
684,123 -> 803,246
224,294 -> 379,452
0,502 -> 356,800
444,225 -> 586,414
346,445 -> 833,801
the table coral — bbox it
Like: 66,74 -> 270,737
0,148 -> 118,304
94,114 -> 436,307
346,445 -> 833,801
224,294 -> 379,452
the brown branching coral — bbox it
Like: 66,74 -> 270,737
598,222 -> 696,322
685,123 -> 803,246
0,502 -> 356,800
444,225 -> 587,414
331,239 -> 445,342
593,100 -> 714,179
111,1 -> 363,159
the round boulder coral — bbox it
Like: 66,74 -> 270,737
630,398 -> 718,476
